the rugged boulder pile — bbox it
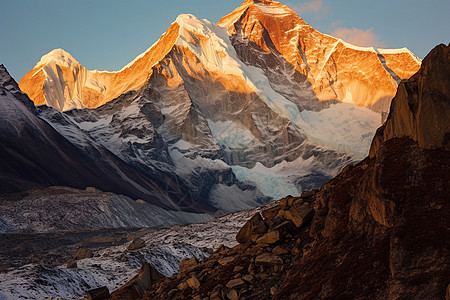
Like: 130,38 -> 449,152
115,43 -> 449,300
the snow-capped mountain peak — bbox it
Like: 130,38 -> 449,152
15,0 -> 422,212
36,48 -> 79,69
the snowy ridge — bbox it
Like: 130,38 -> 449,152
378,47 -> 422,64
254,3 -> 292,17
175,14 -> 255,82
338,39 -> 376,52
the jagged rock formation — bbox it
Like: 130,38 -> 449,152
136,44 -> 450,299
370,43 -> 450,155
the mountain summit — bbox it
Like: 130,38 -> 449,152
20,0 -> 420,114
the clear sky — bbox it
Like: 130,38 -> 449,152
1,0 -> 448,81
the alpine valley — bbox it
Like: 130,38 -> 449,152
1,0 -> 447,300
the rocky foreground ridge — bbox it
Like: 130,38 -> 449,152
100,44 -> 449,300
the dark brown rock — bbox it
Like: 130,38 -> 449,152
111,262 -> 165,300
255,230 -> 280,244
127,238 -> 145,251
179,257 -> 199,273
187,275 -> 200,290
73,247 -> 93,261
86,286 -> 110,300
261,206 -> 280,220
203,259 -> 217,268
218,256 -> 234,266
272,246 -> 288,256
236,213 -> 265,244
255,253 -> 283,266
226,278 -> 245,289
300,190 -> 317,198
227,288 -> 239,300
242,274 -> 254,284
283,204 -> 314,228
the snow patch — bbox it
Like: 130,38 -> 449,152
209,184 -> 264,212
170,148 -> 229,175
255,3 -> 292,16
232,164 -> 301,200
298,103 -> 380,159
207,119 -> 257,149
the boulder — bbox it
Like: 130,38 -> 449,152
86,286 -> 110,300
177,281 -> 188,291
127,238 -> 145,251
261,206 -> 280,220
111,262 -> 165,300
255,253 -> 283,266
233,265 -> 244,273
301,190 -> 317,198
284,204 -> 314,228
226,278 -> 245,289
236,213 -> 264,244
179,257 -> 199,273
210,291 -> 221,300
272,246 -> 289,256
279,196 -> 295,209
242,274 -> 254,283
187,275 -> 200,290
73,247 -> 93,261
256,230 -> 280,244
227,288 -> 239,300
203,259 -> 217,268
218,256 -> 235,266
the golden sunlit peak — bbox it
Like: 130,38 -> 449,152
37,48 -> 78,68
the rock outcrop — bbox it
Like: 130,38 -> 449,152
110,262 -> 165,300
132,43 -> 449,299
370,43 -> 450,156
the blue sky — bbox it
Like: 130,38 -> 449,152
1,0 -> 448,81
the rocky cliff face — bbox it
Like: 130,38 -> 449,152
370,43 -> 450,156
138,44 -> 450,300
